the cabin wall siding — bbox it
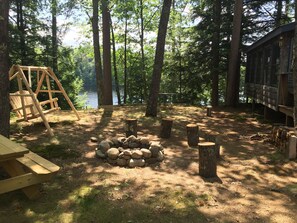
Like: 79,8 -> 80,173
246,83 -> 278,110
246,23 -> 296,113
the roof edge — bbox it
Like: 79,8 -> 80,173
247,22 -> 295,52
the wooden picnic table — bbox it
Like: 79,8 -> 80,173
0,135 -> 60,199
158,93 -> 175,105
0,135 -> 29,162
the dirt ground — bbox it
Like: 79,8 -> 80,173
1,105 -> 297,223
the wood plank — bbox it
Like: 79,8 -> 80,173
19,66 -> 48,70
279,105 -> 294,117
1,159 -> 45,199
16,156 -> 51,175
0,135 -> 28,162
38,90 -> 62,93
17,152 -> 60,174
0,173 -> 46,194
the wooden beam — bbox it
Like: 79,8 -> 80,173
38,90 -> 62,93
19,65 -> 48,70
16,72 -> 28,121
1,159 -> 42,199
35,71 -> 46,96
17,65 -> 54,136
28,67 -> 32,87
46,74 -> 54,109
9,71 -> 19,81
46,68 -> 80,120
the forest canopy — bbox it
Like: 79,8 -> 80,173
6,0 -> 295,107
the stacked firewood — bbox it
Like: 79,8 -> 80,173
271,125 -> 296,159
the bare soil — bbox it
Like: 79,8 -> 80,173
1,105 -> 297,223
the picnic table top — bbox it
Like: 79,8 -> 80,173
0,135 -> 29,162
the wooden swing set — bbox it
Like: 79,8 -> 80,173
9,65 -> 80,136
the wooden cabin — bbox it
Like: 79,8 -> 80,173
245,22 -> 295,122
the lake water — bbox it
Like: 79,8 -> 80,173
83,91 -> 119,108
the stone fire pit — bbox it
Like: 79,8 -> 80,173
95,135 -> 165,167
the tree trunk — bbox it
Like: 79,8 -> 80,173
145,0 -> 172,117
123,13 -> 128,104
17,0 -> 26,65
211,0 -> 221,107
293,1 -> 297,127
101,0 -> 113,105
225,0 -> 243,107
52,0 -> 58,73
276,0 -> 282,27
110,16 -> 121,105
0,0 -> 10,137
92,0 -> 104,107
140,0 -> 147,102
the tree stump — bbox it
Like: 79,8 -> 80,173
287,135 -> 297,159
186,124 -> 198,147
125,118 -> 137,137
206,105 -> 212,117
205,133 -> 220,159
160,118 -> 173,138
198,142 -> 217,178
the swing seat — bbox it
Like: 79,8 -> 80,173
10,91 -> 60,121
9,65 -> 80,136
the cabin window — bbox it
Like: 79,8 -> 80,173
263,47 -> 271,85
245,56 -> 251,83
287,37 -> 293,72
270,42 -> 280,87
250,53 -> 256,83
255,51 -> 263,84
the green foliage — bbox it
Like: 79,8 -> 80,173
7,0 -> 295,108
57,47 -> 84,109
8,0 -> 83,109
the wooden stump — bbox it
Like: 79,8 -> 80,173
187,124 -> 198,147
160,118 -> 173,138
205,133 -> 220,159
125,118 -> 137,137
287,135 -> 297,159
198,142 -> 217,178
206,105 -> 212,117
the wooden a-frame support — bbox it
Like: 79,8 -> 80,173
9,65 -> 80,136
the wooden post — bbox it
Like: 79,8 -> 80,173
252,99 -> 255,114
287,135 -> 297,159
198,142 -> 217,178
186,124 -> 198,147
125,118 -> 137,137
17,66 -> 54,136
206,105 -> 212,117
205,133 -> 220,159
46,68 -> 80,120
264,106 -> 267,120
160,118 -> 173,138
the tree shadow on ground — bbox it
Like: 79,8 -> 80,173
4,105 -> 297,223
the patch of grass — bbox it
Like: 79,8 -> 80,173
197,193 -> 212,201
285,184 -> 297,195
267,151 -> 285,163
10,122 -> 23,133
31,144 -> 81,160
69,186 -> 208,223
118,179 -> 135,189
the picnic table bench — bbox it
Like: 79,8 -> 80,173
0,135 -> 60,199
